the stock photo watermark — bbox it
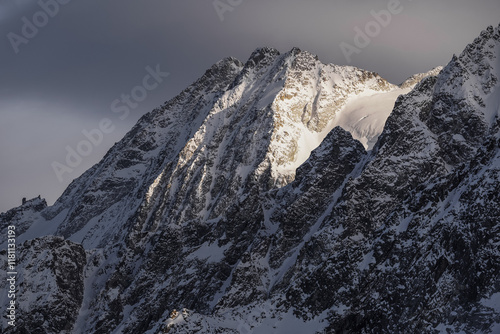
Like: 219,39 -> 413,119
213,0 -> 243,22
7,0 -> 73,54
51,65 -> 170,182
6,225 -> 17,327
340,0 -> 412,63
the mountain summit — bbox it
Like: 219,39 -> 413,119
1,24 -> 499,334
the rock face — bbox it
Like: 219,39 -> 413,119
0,236 -> 86,334
0,196 -> 47,236
283,24 -> 500,333
1,24 -> 500,334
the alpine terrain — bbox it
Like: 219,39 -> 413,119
1,24 -> 500,334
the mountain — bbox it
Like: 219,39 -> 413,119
1,23 -> 499,334
399,66 -> 444,89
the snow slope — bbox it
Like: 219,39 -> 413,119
333,88 -> 411,149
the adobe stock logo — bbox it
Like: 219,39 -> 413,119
7,0 -> 73,54
51,65 -> 170,182
340,0 -> 411,63
213,0 -> 243,22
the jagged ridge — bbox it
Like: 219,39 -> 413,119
1,23 -> 499,334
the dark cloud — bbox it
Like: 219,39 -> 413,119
1,0 -> 499,212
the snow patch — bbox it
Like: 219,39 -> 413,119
187,241 -> 230,263
481,292 -> 500,311
334,88 -> 411,150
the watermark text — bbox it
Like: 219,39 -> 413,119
340,0 -> 410,63
213,0 -> 243,22
8,0 -> 73,54
51,65 -> 169,182
6,225 -> 17,327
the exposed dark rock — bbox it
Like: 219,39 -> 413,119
2,24 -> 500,334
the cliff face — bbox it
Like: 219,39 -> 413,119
283,24 -> 500,333
1,24 -> 499,334
1,236 -> 85,334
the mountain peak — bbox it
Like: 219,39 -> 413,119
288,48 -> 320,71
3,25 -> 500,334
459,23 -> 499,64
202,56 -> 244,85
434,23 -> 500,126
399,66 -> 443,89
215,56 -> 243,68
246,46 -> 281,67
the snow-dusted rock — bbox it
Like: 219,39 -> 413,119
0,236 -> 85,333
2,23 -> 500,334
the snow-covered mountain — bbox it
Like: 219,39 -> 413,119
1,24 -> 499,334
399,66 -> 444,89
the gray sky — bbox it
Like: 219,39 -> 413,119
1,0 -> 499,212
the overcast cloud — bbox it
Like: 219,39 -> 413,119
1,0 -> 499,212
